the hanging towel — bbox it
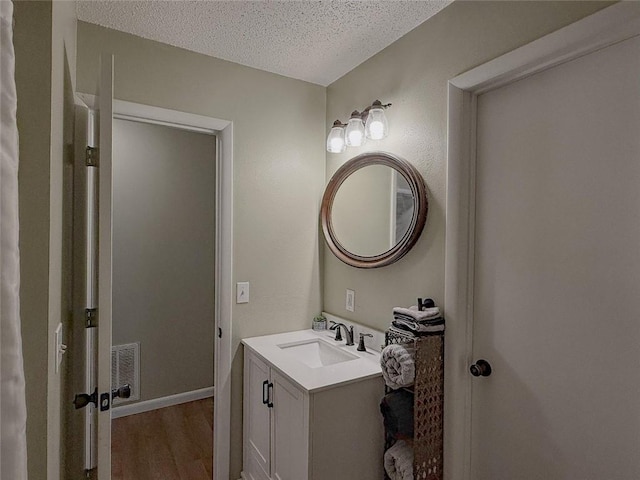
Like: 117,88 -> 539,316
393,306 -> 441,322
381,343 -> 415,389
380,389 -> 414,439
384,440 -> 414,480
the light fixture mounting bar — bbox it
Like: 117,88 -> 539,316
334,99 -> 392,125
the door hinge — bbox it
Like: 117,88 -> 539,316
85,308 -> 97,328
85,146 -> 99,167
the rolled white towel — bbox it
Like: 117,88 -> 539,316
380,343 -> 415,390
384,440 -> 414,480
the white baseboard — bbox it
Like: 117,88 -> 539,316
111,386 -> 214,419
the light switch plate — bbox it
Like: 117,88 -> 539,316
237,282 -> 250,304
346,289 -> 355,312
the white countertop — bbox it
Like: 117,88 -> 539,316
242,329 -> 382,393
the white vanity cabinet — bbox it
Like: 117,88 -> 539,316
244,350 -> 308,480
242,335 -> 384,480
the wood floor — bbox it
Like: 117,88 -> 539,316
112,398 -> 213,480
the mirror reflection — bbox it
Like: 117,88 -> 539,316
332,165 -> 414,257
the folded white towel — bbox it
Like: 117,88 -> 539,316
393,306 -> 440,321
384,440 -> 414,480
392,319 -> 445,335
381,344 -> 415,390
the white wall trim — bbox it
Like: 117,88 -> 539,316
76,93 -> 227,133
451,2 -> 640,94
113,100 -> 228,132
111,387 -> 215,419
215,115 -> 234,480
89,98 -> 233,479
444,4 -> 640,480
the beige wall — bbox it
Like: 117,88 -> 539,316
323,1 -> 612,330
112,119 -> 216,402
14,1 -> 77,479
52,3 -> 77,479
76,21 -> 326,478
14,3 -> 52,478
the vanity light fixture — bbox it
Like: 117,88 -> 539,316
364,100 -> 390,140
345,111 -> 366,147
326,120 -> 347,153
326,100 -> 392,153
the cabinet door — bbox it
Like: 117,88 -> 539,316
244,352 -> 271,480
271,370 -> 308,480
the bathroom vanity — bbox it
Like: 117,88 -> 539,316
242,329 -> 384,480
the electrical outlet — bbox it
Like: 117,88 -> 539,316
237,282 -> 250,304
346,289 -> 355,312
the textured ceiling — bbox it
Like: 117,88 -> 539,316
76,1 -> 452,86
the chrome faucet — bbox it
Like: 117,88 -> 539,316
329,322 -> 354,346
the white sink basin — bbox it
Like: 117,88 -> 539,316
243,328 -> 382,392
277,338 -> 358,368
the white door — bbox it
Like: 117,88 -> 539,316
96,53 -> 114,479
470,34 -> 640,478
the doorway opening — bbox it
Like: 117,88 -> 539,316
109,117 -> 216,479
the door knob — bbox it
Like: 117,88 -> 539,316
73,388 -> 98,409
112,384 -> 131,400
470,359 -> 492,377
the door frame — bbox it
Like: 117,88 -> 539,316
79,94 -> 234,479
444,3 -> 640,479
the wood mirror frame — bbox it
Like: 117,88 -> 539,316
321,152 -> 428,268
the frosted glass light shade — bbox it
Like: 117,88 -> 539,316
365,107 -> 388,140
326,125 -> 346,153
345,117 -> 366,147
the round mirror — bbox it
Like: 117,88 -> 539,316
321,152 -> 428,268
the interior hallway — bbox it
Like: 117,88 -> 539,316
111,398 -> 213,480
